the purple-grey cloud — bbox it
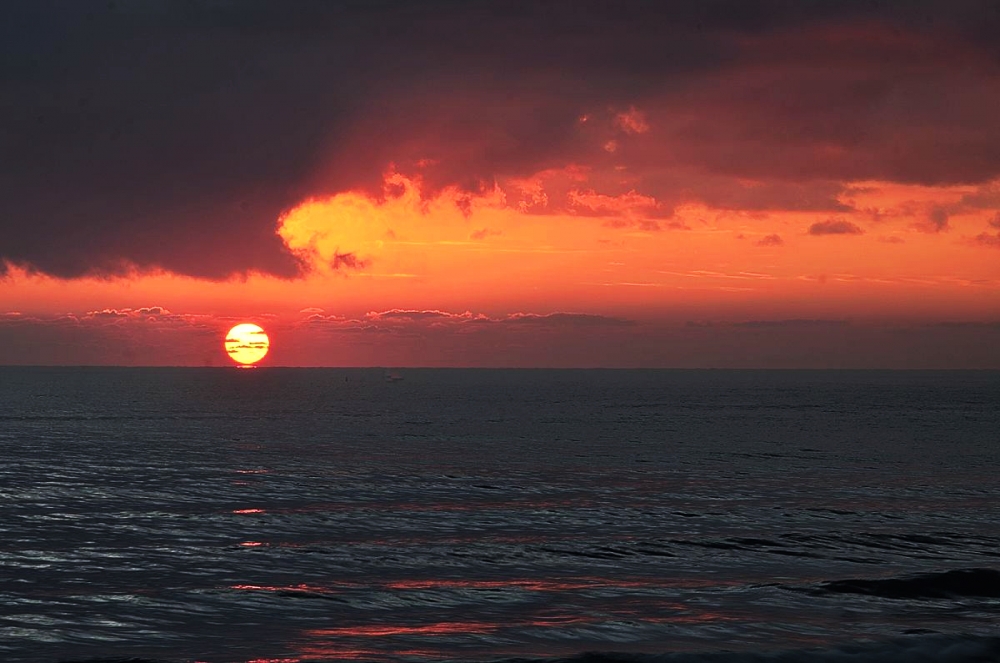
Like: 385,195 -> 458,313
312,309 -> 635,329
973,232 -> 1000,248
921,206 -> 951,233
6,309 -> 998,367
733,319 -> 849,328
365,309 -> 475,322
502,312 -> 636,327
808,219 -> 865,235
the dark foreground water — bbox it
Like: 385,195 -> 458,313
1,368 -> 998,663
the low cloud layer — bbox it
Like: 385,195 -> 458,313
331,309 -> 635,330
2,307 -> 997,368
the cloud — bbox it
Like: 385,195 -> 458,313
755,234 -> 784,247
84,306 -> 171,320
365,309 -> 476,322
86,309 -> 130,319
470,228 -> 502,240
0,305 -> 220,364
944,207 -> 1000,247
303,312 -> 344,323
566,189 -> 673,221
4,306 -> 999,368
3,2 -> 1000,279
930,321 -> 1000,329
330,252 -> 370,271
733,319 -> 849,328
313,308 -> 635,331
914,206 -> 951,233
958,184 -> 1000,210
808,219 -> 865,235
502,312 -> 635,327
973,232 -> 1000,248
226,343 -> 265,352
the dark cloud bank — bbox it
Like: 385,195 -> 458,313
3,0 -> 1000,279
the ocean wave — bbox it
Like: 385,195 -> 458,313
505,636 -> 1000,663
53,636 -> 1000,663
810,568 -> 1000,600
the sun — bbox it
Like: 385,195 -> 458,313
225,323 -> 270,366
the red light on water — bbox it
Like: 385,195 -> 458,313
307,621 -> 497,638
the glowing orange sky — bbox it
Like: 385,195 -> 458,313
1,4 -> 999,367
5,171 -> 999,314
2,167 -> 998,367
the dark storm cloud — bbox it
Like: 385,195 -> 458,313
756,234 -> 784,247
808,219 -> 866,235
3,0 -> 999,279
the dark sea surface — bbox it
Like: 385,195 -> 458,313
1,368 -> 999,663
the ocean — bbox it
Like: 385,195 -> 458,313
1,368 -> 998,663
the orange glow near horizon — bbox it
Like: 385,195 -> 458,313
2,170 -> 998,367
267,172 -> 1000,318
3,173 -> 998,319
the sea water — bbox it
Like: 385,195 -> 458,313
0,368 -> 998,663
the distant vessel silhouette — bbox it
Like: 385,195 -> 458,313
384,369 -> 404,382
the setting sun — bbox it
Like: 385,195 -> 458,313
225,323 -> 270,365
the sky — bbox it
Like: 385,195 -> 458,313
1,0 -> 999,367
